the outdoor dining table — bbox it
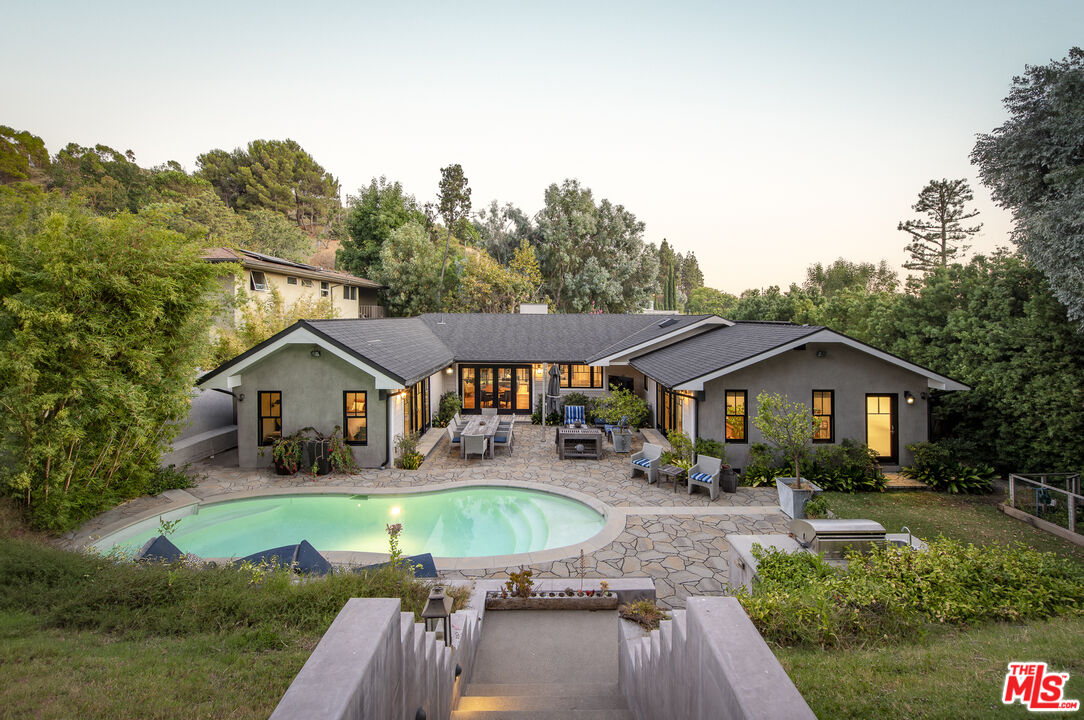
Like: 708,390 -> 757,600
459,416 -> 506,458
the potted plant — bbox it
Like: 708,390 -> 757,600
752,392 -> 822,518
598,386 -> 649,453
298,427 -> 331,476
268,432 -> 303,475
327,425 -> 359,474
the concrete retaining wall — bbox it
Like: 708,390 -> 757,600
161,386 -> 236,467
618,597 -> 815,720
270,598 -> 483,720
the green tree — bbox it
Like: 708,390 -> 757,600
752,392 -> 819,481
475,199 -> 532,265
685,286 -> 738,316
656,239 -> 677,308
535,179 -> 657,313
375,221 -> 461,317
436,164 -> 472,313
971,47 -> 1084,328
0,126 -> 49,184
241,208 -> 314,263
209,285 -> 337,365
139,175 -> 252,246
454,244 -> 541,313
898,179 -> 982,273
48,143 -> 151,213
679,251 -> 704,298
336,176 -> 423,279
804,258 -> 898,295
0,194 -> 227,531
196,139 -> 340,231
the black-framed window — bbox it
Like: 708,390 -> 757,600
344,391 -> 367,445
286,276 -> 297,285
812,390 -> 834,443
559,364 -> 604,388
404,378 -> 430,435
258,391 -> 282,445
725,390 -> 747,443
343,285 -> 357,300
458,365 -> 532,414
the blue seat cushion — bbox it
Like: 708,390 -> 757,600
450,437 -> 460,443
691,472 -> 714,483
633,458 -> 652,468
495,435 -> 508,442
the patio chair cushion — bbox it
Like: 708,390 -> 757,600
691,472 -> 714,483
633,457 -> 653,468
564,405 -> 585,424
495,435 -> 508,442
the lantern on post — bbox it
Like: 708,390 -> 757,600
422,585 -> 453,646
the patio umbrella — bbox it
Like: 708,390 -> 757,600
547,363 -> 561,417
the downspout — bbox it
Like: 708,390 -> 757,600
384,391 -> 392,469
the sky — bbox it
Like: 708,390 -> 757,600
3,1 -> 1081,293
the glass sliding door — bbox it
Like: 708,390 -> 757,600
515,368 -> 531,412
478,367 -> 495,409
461,368 -> 476,410
498,367 -> 513,410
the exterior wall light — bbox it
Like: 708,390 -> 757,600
815,350 -> 827,358
421,585 -> 453,647
905,391 -> 915,405
310,347 -> 321,359
445,366 -> 453,374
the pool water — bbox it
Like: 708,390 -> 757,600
96,487 -> 607,559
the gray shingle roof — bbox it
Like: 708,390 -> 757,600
630,321 -> 822,388
418,313 -> 704,364
306,318 -> 454,386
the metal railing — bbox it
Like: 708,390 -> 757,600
1008,473 -> 1082,535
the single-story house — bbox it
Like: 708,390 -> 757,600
196,311 -> 968,471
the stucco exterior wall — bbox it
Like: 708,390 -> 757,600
695,341 -> 929,470
234,345 -> 388,468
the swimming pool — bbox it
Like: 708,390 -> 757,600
94,486 -> 608,559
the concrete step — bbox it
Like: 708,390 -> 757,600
465,682 -> 623,699
458,690 -> 627,711
452,710 -> 633,720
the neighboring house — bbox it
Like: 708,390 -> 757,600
196,312 -> 967,471
202,248 -> 385,321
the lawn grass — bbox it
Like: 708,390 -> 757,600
777,617 -> 1084,720
823,486 -> 1084,564
0,501 -> 467,720
774,488 -> 1084,718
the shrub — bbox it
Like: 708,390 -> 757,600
742,443 -> 783,486
561,392 -> 592,416
595,386 -> 650,429
693,437 -> 727,464
665,430 -> 694,470
146,465 -> 195,496
738,539 -> 1084,648
803,439 -> 886,492
530,394 -> 562,425
802,494 -> 831,518
902,441 -> 994,493
394,432 -> 423,470
433,391 -> 462,428
619,599 -> 670,630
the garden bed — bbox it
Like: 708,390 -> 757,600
485,590 -> 618,610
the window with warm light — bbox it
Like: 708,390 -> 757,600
559,364 -> 603,388
258,391 -> 281,445
343,391 -> 367,445
725,390 -> 747,442
812,390 -> 834,443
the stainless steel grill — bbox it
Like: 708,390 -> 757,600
789,518 -> 886,559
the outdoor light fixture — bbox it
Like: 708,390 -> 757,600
905,391 -> 915,405
445,367 -> 453,374
534,364 -> 544,379
310,347 -> 321,359
921,391 -> 928,401
815,350 -> 827,358
422,585 -> 453,647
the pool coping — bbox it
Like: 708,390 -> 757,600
76,479 -> 628,570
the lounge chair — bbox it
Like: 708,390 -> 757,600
446,424 -> 462,455
492,420 -> 514,455
687,454 -> 723,501
631,442 -> 662,484
564,405 -> 585,426
463,433 -> 488,460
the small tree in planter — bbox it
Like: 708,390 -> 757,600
752,392 -> 821,517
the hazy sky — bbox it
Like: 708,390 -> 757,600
3,1 -> 1081,292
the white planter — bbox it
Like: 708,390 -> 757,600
775,477 -> 823,519
612,430 -> 633,453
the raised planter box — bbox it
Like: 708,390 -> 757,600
485,590 -> 618,611
612,430 -> 633,454
776,476 -> 822,519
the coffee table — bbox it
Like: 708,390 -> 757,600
657,464 -> 686,493
555,427 -> 604,460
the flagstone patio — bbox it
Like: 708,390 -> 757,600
70,424 -> 789,608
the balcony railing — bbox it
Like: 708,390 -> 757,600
359,305 -> 385,319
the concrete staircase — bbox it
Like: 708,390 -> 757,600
452,610 -> 631,719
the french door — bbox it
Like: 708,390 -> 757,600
460,365 -> 532,414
